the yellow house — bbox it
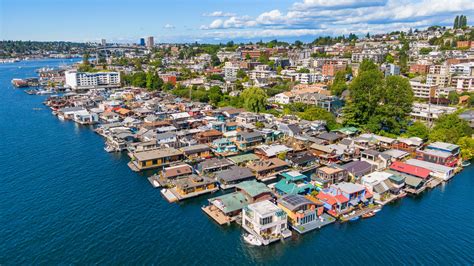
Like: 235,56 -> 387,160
131,147 -> 184,171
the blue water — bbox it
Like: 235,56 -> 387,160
1,59 -> 473,265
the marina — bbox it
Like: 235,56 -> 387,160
1,57 -> 473,263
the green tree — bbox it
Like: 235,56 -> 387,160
236,69 -> 247,79
211,54 -> 220,66
299,106 -> 339,130
297,68 -> 310,73
343,71 -> 413,134
358,59 -> 378,74
405,121 -> 430,139
255,121 -> 265,129
454,15 -> 459,29
241,87 -> 267,113
457,136 -> 474,160
448,91 -> 459,105
429,113 -> 473,143
385,54 -> 395,63
330,71 -> 348,96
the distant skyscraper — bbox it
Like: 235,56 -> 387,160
146,36 -> 154,48
101,39 -> 106,46
139,38 -> 145,46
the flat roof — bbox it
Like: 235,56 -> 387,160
133,148 -> 182,161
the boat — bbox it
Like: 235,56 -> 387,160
362,211 -> 375,219
373,208 -> 382,213
349,216 -> 360,222
104,145 -> 116,153
243,234 -> 262,246
397,191 -> 407,199
461,160 -> 471,167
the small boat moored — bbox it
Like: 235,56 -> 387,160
461,160 -> 471,167
362,211 -> 376,219
243,234 -> 262,246
349,216 -> 360,222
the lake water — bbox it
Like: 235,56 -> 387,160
1,59 -> 473,265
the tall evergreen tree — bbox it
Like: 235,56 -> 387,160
461,15 -> 467,28
454,15 -> 459,29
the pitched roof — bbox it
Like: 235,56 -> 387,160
235,180 -> 272,198
389,161 -> 430,179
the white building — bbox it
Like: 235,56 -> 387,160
242,200 -> 292,245
449,63 -> 474,75
274,91 -> 295,104
405,159 -> 455,181
451,75 -> 474,92
146,36 -> 154,48
426,74 -> 450,88
223,62 -> 240,81
296,73 -> 319,84
410,80 -> 437,99
410,103 -> 457,122
351,51 -> 385,63
65,70 -> 120,90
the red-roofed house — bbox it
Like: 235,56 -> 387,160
317,191 -> 349,217
389,161 -> 430,179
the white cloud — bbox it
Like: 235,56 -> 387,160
198,0 -> 474,39
164,24 -> 175,29
203,11 -> 236,17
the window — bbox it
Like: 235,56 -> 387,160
260,216 -> 273,225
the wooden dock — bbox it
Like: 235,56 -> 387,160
427,179 -> 442,189
147,175 -> 161,188
202,205 -> 232,225
160,189 -> 178,203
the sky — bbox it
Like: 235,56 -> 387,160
0,0 -> 473,43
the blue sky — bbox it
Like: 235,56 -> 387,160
1,0 -> 473,43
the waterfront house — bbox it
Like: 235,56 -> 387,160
172,174 -> 218,200
340,160 -> 377,179
180,144 -> 212,160
254,144 -> 293,159
405,158 -> 455,181
242,200 -> 292,245
215,166 -> 255,189
389,161 -> 431,180
73,109 -> 99,125
426,142 -> 460,157
127,140 -> 158,153
316,190 -> 349,217
278,123 -> 302,137
316,132 -> 343,144
211,138 -> 238,156
196,158 -> 234,175
156,132 -> 179,148
161,164 -> 193,180
235,131 -> 265,151
203,180 -> 272,224
277,194 -> 331,234
274,171 -> 315,195
247,158 -> 289,181
312,165 -> 348,188
382,149 -> 410,161
286,151 -> 318,169
130,147 -> 184,171
100,111 -> 120,123
360,149 -> 391,170
228,153 -> 260,165
196,129 -> 223,144
361,171 -> 398,203
392,137 -> 424,153
318,182 -> 372,216
309,143 -> 341,165
403,175 -> 426,195
415,148 -> 458,167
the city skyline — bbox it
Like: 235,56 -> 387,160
1,0 -> 473,43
